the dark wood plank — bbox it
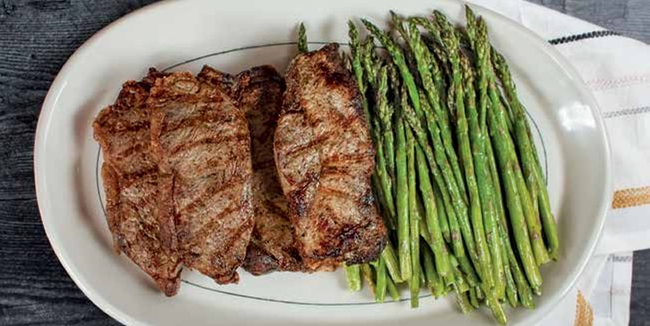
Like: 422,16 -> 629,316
632,249 -> 650,326
0,1 -> 157,325
0,1 -> 648,325
528,0 -> 650,44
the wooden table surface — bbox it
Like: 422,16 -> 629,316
0,1 -> 648,325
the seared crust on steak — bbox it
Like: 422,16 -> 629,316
197,65 -> 236,97
274,44 -> 387,268
93,69 -> 182,296
149,71 -> 254,284
232,65 -> 304,275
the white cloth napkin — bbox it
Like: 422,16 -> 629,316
463,0 -> 650,324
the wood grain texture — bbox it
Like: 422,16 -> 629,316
0,0 -> 648,325
528,0 -> 650,44
632,249 -> 650,326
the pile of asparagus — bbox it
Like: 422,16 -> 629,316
300,6 -> 559,325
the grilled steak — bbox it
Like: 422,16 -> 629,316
274,44 -> 387,268
93,69 -> 182,296
231,66 -> 303,275
149,70 -> 254,284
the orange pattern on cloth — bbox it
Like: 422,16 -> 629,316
612,186 -> 650,209
574,290 -> 594,326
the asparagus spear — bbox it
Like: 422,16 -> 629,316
375,258 -> 388,303
503,245 -> 520,308
468,287 -> 480,309
490,163 -> 536,308
449,255 -> 470,293
415,138 -> 451,279
419,219 -> 455,286
348,21 -> 371,123
433,183 -> 452,243
395,113 -> 412,281
360,264 -> 376,294
387,275 -> 401,301
409,17 -> 450,109
298,23 -> 308,53
485,128 -> 507,234
406,127 -> 421,308
376,66 -> 397,183
492,48 -> 559,259
362,35 -> 379,88
422,244 -> 445,298
419,260 -> 427,289
382,242 -> 403,283
370,102 -> 398,226
344,265 -> 361,292
456,291 -> 476,314
495,182 -> 536,309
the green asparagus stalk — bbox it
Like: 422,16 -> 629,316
298,23 -> 308,53
409,16 -> 444,47
492,48 -> 559,259
419,219 -> 455,287
344,265 -> 361,292
503,245 -> 519,308
485,130 -> 507,234
469,287 -> 480,309
375,257 -> 388,302
422,244 -> 445,298
465,6 -> 487,130
419,260 -> 427,291
395,114 -> 412,281
415,141 -> 451,279
371,119 -> 397,221
406,127 -> 421,308
409,17 -> 449,110
362,36 -> 379,88
348,21 -> 373,124
486,295 -> 508,325
502,218 -> 536,309
450,255 -> 470,294
433,184 -> 452,243
455,290 -> 476,314
387,275 -> 400,301
360,264 -> 376,294
372,173 -> 396,230
381,242 -> 402,283
499,211 -> 517,306
492,170 -> 536,308
377,66 -> 397,190
476,286 -> 485,301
